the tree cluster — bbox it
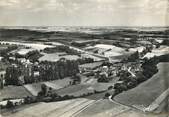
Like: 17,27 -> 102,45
39,59 -> 79,82
15,50 -> 42,62
161,39 -> 169,46
126,51 -> 139,62
4,58 -> 80,85
142,57 -> 159,78
5,66 -> 22,85
0,45 -> 18,57
25,50 -> 41,61
114,56 -> 159,95
77,58 -> 94,64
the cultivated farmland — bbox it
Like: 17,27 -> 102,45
114,62 -> 169,112
0,86 -> 32,101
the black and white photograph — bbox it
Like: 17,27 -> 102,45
0,0 -> 169,117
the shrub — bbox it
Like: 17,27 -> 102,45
108,86 -> 113,90
6,100 -> 14,108
104,93 -> 110,98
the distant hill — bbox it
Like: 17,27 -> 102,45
0,28 -> 169,42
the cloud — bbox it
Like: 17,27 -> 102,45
0,0 -> 167,13
0,0 -> 168,26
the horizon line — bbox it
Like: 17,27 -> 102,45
0,26 -> 169,28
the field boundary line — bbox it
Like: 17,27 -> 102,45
57,99 -> 91,117
72,99 -> 103,117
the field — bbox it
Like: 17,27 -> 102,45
38,52 -> 66,62
24,78 -> 72,96
1,98 -> 96,117
84,44 -> 135,62
24,83 -> 42,96
81,54 -> 104,61
129,46 -> 145,53
2,98 -> 167,117
0,41 -> 54,50
114,62 -> 169,112
1,77 -> 112,102
143,46 -> 169,59
94,44 -> 124,50
113,110 -> 167,117
53,83 -> 113,97
0,86 -> 32,101
39,52 -> 79,62
16,48 -> 35,55
0,45 -> 8,51
77,99 -> 131,117
86,44 -> 144,56
53,84 -> 91,96
92,44 -> 126,57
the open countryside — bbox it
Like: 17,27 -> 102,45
0,27 -> 169,117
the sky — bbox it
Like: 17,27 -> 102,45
0,0 -> 169,26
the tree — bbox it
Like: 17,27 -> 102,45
71,73 -> 81,85
118,70 -> 131,81
41,84 -> 47,95
142,56 -> 158,79
0,74 -> 4,89
37,84 -> 48,98
5,66 -> 21,85
38,59 -> 80,83
108,86 -> 113,90
114,83 -> 127,93
104,93 -> 111,98
127,51 -> 139,62
161,39 -> 169,46
136,71 -> 146,83
6,100 -> 14,108
97,74 -> 109,83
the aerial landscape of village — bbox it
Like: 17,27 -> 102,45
0,26 -> 169,117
